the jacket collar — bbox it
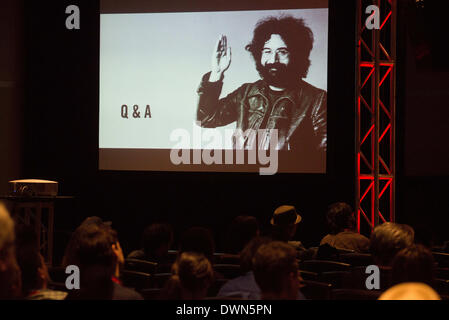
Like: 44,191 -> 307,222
248,79 -> 304,106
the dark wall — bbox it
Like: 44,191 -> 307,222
0,0 -> 24,194
21,0 -> 357,262
396,0 -> 449,244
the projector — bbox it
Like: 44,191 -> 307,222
9,179 -> 58,197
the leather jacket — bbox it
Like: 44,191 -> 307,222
196,72 -> 327,152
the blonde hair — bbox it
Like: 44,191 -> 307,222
379,282 -> 441,300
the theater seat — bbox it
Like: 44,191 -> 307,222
348,266 -> 392,290
340,253 -> 374,266
121,270 -> 152,290
140,288 -> 162,300
299,260 -> 351,273
301,280 -> 332,300
332,289 -> 382,300
436,267 -> 449,280
213,264 -> 242,279
48,266 -> 67,283
150,273 -> 172,289
47,281 -> 68,292
167,250 -> 178,262
215,253 -> 240,265
125,259 -> 157,275
433,252 -> 449,268
434,279 -> 449,296
299,270 -> 319,281
319,271 -> 352,289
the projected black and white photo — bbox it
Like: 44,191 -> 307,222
196,16 -> 327,154
99,5 -> 328,173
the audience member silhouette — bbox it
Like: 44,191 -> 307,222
63,218 -> 142,300
253,241 -> 305,300
179,227 -> 215,263
392,244 -> 436,287
225,216 -> 260,254
320,202 -> 370,253
128,223 -> 174,271
218,237 -> 272,299
270,205 -> 313,260
160,252 -> 214,300
78,216 -> 125,280
370,222 -> 415,267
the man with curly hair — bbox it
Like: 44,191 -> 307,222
196,15 -> 326,156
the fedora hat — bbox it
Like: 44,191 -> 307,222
271,205 -> 302,225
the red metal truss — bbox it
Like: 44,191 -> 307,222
356,0 -> 397,233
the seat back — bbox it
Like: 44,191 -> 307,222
215,253 -> 240,265
121,270 -> 152,290
299,270 -> 319,281
436,267 -> 449,280
348,266 -> 392,290
48,266 -> 67,283
150,273 -> 172,289
301,280 -> 332,300
125,259 -> 158,274
140,288 -> 162,300
332,289 -> 381,300
299,260 -> 351,273
167,250 -> 178,263
320,271 -> 352,289
213,264 -> 242,280
434,279 -> 449,296
340,253 -> 374,267
47,282 -> 68,292
336,248 -> 356,254
433,252 -> 449,268
345,266 -> 369,289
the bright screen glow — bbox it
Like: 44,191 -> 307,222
99,2 -> 328,174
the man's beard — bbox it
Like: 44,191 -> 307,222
257,62 -> 297,88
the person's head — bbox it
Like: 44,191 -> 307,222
370,222 -> 415,266
63,222 -> 118,298
165,252 -> 214,300
142,223 -> 173,260
240,237 -> 272,273
77,216 -> 124,275
326,202 -> 356,235
245,15 -> 314,88
271,205 -> 301,242
179,227 -> 215,262
392,244 -> 435,286
252,241 -> 300,300
378,282 -> 440,300
0,202 -> 21,299
226,216 -> 260,254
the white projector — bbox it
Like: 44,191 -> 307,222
9,179 -> 58,197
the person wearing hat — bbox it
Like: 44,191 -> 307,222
270,205 -> 312,260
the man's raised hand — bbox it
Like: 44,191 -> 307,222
209,35 -> 231,82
